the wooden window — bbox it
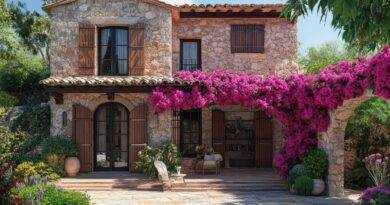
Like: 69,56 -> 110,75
231,25 -> 264,53
129,24 -> 145,76
98,28 -> 129,75
178,109 -> 202,157
180,39 -> 201,71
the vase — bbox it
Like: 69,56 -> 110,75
64,157 -> 80,177
312,179 -> 325,195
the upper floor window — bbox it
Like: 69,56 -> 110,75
180,40 -> 201,71
231,25 -> 264,53
99,28 -> 129,75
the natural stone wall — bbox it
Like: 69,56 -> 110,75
50,93 -> 172,143
173,18 -> 298,76
49,0 -> 172,77
318,91 -> 373,197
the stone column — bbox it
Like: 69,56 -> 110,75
318,92 -> 372,197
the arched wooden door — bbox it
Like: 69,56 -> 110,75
94,103 -> 129,171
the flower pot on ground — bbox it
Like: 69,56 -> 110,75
64,157 -> 80,177
311,179 -> 325,195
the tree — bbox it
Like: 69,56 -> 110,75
0,0 -> 20,58
299,42 -> 360,73
8,1 -> 50,67
282,0 -> 390,52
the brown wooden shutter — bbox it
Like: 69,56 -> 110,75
78,23 -> 95,75
171,110 -> 181,147
212,109 -> 225,161
129,23 -> 145,76
72,104 -> 93,172
231,25 -> 264,53
129,103 -> 148,172
255,111 -> 273,168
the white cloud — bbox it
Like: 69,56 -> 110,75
161,0 -> 195,6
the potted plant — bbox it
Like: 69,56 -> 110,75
302,149 -> 328,196
42,136 -> 79,177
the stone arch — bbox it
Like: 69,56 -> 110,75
318,90 -> 375,197
88,93 -> 148,112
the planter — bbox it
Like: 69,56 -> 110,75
311,179 -> 325,196
64,157 -> 80,177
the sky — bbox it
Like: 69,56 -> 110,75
18,0 -> 343,55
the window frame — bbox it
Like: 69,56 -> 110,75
230,24 -> 265,54
180,39 -> 202,71
178,109 -> 202,157
98,27 -> 129,76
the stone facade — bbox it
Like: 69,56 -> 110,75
49,0 -> 172,77
173,18 -> 298,76
318,91 -> 373,197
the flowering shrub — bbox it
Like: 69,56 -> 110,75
363,153 -> 389,187
0,163 -> 23,205
360,186 -> 390,205
149,46 -> 390,179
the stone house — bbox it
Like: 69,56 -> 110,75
42,0 -> 298,180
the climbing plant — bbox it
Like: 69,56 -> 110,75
149,47 -> 390,179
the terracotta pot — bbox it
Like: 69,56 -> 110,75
312,179 -> 325,196
64,157 -> 80,177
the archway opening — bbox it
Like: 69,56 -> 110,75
94,102 -> 129,171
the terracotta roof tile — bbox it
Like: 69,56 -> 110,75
41,76 -> 190,87
179,4 -> 285,13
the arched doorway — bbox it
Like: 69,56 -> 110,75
94,102 -> 129,171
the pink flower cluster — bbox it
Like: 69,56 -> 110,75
150,46 -> 390,179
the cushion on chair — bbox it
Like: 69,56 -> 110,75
204,154 -> 214,161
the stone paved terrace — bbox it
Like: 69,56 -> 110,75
86,190 -> 360,205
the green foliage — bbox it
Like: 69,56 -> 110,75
0,53 -> 49,104
294,175 -> 313,196
0,126 -> 28,164
12,104 -> 50,136
42,136 -> 79,159
0,90 -> 18,107
16,184 -> 91,205
8,1 -> 50,66
375,194 -> 390,205
345,160 -> 374,190
14,162 -> 59,181
282,0 -> 390,51
302,149 -> 328,179
287,164 -> 307,188
345,97 -> 390,158
136,141 -> 180,177
0,0 -> 20,58
299,42 -> 360,73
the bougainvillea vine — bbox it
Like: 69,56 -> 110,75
149,46 -> 390,179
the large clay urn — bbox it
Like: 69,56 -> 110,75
64,157 -> 80,177
311,179 -> 325,196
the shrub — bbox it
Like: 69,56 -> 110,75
41,136 -> 78,175
360,186 -> 390,205
294,175 -> 313,196
302,149 -> 328,179
0,90 -> 18,107
345,160 -> 374,189
41,136 -> 78,159
16,184 -> 91,205
136,141 -> 180,177
287,164 -> 307,189
0,163 -> 23,205
11,104 -> 50,136
363,153 -> 389,187
0,53 -> 49,104
0,126 -> 28,165
14,162 -> 59,181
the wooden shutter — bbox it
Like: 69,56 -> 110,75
255,111 -> 273,168
231,25 -> 264,53
73,104 -> 93,172
129,23 -> 145,76
212,109 -> 225,160
78,23 -> 95,75
171,110 -> 181,147
129,103 -> 148,172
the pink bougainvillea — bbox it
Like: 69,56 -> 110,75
149,46 -> 390,179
